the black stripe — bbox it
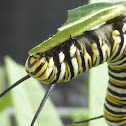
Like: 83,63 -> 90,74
110,52 -> 126,66
104,104 -> 126,115
28,56 -> 38,68
115,49 -> 126,62
80,48 -> 86,72
92,57 -> 97,67
75,39 -> 86,72
86,31 -> 103,64
108,66 -> 126,73
104,116 -> 126,124
52,53 -> 61,83
30,60 -> 46,76
37,68 -> 47,79
25,69 -> 29,74
78,32 -> 93,61
66,56 -> 74,79
116,57 -> 126,65
108,87 -> 126,98
75,32 -> 93,70
31,64 -> 42,76
88,59 -> 91,69
105,98 -> 125,108
43,69 -> 54,82
111,29 -> 124,61
109,80 -> 126,89
74,40 -> 86,73
109,72 -> 126,81
63,41 -> 74,79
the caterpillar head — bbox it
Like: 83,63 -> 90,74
25,55 -> 48,80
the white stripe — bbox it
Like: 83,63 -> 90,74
101,44 -> 108,62
109,76 -> 126,83
105,100 -> 126,114
109,34 -> 126,63
122,23 -> 126,33
57,62 -> 66,82
108,84 -> 126,94
108,70 -> 126,78
71,57 -> 78,77
59,51 -> 65,63
108,56 -> 126,66
66,63 -> 71,82
70,45 -> 76,57
108,44 -> 120,62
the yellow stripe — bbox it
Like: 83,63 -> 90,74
64,62 -> 69,81
47,66 -> 56,82
104,44 -> 111,60
109,65 -> 126,71
110,48 -> 126,63
41,66 -> 57,84
38,69 -> 49,81
76,49 -> 83,73
30,57 -> 37,64
32,62 -> 48,78
25,60 -> 42,73
107,93 -> 126,104
91,42 -> 98,64
112,30 -> 120,53
104,110 -> 126,121
87,53 -> 92,69
57,79 -> 64,84
84,50 -> 92,69
109,78 -> 126,86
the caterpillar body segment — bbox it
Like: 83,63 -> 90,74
25,21 -> 114,84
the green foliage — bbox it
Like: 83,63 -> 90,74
0,67 -> 11,126
29,2 -> 126,55
0,67 -> 12,112
89,63 -> 108,126
63,2 -> 122,26
67,109 -> 88,126
0,110 -> 10,126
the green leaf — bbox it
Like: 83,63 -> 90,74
0,67 -> 11,126
5,56 -> 63,126
29,2 -> 126,55
63,2 -> 119,26
0,95 -> 12,112
0,110 -> 11,126
89,63 -> 108,126
0,67 -> 6,92
67,108 -> 88,126
0,67 -> 12,112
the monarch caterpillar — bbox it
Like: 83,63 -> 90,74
0,13 -> 126,126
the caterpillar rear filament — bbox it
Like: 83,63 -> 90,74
1,15 -> 126,126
